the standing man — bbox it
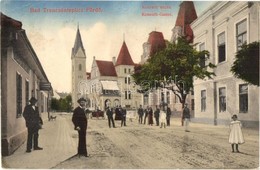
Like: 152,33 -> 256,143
154,105 -> 160,126
121,105 -> 127,127
106,106 -> 116,128
166,105 -> 172,126
23,97 -> 43,153
137,105 -> 144,124
72,98 -> 89,157
182,103 -> 191,132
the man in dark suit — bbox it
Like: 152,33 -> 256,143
106,106 -> 116,128
72,98 -> 90,157
137,105 -> 144,124
23,97 -> 43,153
154,105 -> 160,126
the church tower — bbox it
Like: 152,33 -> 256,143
71,26 -> 86,109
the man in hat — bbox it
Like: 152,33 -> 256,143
182,103 -> 191,132
137,105 -> 144,124
23,97 -> 43,153
72,97 -> 90,157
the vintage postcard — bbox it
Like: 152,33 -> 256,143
1,0 -> 259,169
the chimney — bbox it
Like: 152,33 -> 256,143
112,56 -> 116,65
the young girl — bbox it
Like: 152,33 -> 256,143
159,105 -> 167,128
229,114 -> 245,152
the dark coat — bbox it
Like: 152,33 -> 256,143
72,106 -> 88,130
121,109 -> 127,118
154,108 -> 160,118
23,104 -> 42,129
166,107 -> 171,119
138,108 -> 144,116
182,107 -> 190,119
106,108 -> 114,118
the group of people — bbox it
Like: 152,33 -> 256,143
137,104 -> 172,128
106,105 -> 127,128
22,96 -> 245,158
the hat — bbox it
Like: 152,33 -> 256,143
77,98 -> 87,103
29,97 -> 37,103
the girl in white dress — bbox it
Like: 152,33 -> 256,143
159,105 -> 167,128
229,114 -> 244,153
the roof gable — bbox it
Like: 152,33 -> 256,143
115,41 -> 135,66
96,60 -> 117,77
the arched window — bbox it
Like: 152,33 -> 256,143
79,64 -> 82,71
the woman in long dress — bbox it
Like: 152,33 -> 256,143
148,107 -> 153,126
229,114 -> 245,152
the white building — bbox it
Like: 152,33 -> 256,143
87,41 -> 142,111
191,1 -> 259,127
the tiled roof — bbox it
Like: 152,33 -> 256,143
96,60 -> 117,77
1,12 -> 22,29
72,27 -> 85,56
148,31 -> 166,56
175,1 -> 197,43
115,41 -> 135,66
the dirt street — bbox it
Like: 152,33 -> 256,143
54,114 -> 259,169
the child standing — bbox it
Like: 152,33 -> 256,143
159,105 -> 167,128
229,114 -> 245,153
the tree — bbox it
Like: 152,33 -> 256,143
231,41 -> 259,86
133,37 -> 216,108
50,94 -> 72,112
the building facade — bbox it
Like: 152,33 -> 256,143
1,13 -> 52,156
139,2 -> 198,115
191,1 -> 259,127
87,41 -> 142,111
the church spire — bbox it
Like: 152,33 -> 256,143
72,26 -> 85,56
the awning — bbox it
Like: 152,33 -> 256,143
100,81 -> 119,91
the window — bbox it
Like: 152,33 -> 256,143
218,32 -> 226,63
25,80 -> 29,105
144,94 -> 148,105
199,43 -> 205,67
16,73 -> 22,117
166,91 -> 170,104
219,87 -> 226,112
125,77 -> 130,84
79,64 -> 82,71
125,91 -> 128,99
129,68 -> 131,73
239,84 -> 248,113
125,91 -> 131,99
128,91 -> 131,99
124,68 -> 127,73
236,19 -> 247,50
161,92 -> 164,103
201,90 -> 206,112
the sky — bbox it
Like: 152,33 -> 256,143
1,0 -> 215,93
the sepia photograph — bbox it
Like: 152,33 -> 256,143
1,0 -> 259,169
